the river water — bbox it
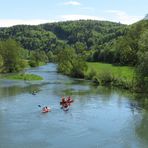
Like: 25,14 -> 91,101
0,63 -> 148,148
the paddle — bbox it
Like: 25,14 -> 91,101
38,105 -> 41,107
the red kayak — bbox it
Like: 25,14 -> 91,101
42,107 -> 51,113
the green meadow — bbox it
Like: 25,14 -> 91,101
87,62 -> 135,80
86,62 -> 136,89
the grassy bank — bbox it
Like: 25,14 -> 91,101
4,73 -> 43,81
85,62 -> 136,90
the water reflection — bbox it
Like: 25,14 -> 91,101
135,112 -> 148,147
0,63 -> 148,148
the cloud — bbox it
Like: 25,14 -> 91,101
60,14 -> 105,21
0,10 -> 142,27
105,10 -> 143,24
0,15 -> 105,27
0,19 -> 53,27
63,1 -> 80,6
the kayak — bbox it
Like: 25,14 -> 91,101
62,106 -> 69,111
60,97 -> 74,111
42,107 -> 51,113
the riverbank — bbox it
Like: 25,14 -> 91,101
2,73 -> 43,81
85,62 -> 137,91
0,61 -> 46,81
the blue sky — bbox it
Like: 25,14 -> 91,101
0,0 -> 147,27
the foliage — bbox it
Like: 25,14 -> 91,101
135,30 -> 148,92
28,50 -> 48,67
0,54 -> 3,67
47,51 -> 55,62
0,39 -> 26,73
86,62 -> 136,90
70,57 -> 88,78
4,73 -> 43,80
0,20 -> 147,91
0,25 -> 58,52
41,20 -> 126,51
56,46 -> 87,78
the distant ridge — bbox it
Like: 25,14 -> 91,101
144,14 -> 148,20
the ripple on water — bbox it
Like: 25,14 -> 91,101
0,63 -> 148,148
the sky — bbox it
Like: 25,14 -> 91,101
0,0 -> 147,27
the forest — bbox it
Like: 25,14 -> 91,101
0,19 -> 147,92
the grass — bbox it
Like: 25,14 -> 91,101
86,62 -> 136,89
4,73 -> 43,81
86,62 -> 135,80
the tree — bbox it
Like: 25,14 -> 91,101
29,50 -> 48,67
0,54 -> 3,67
70,57 -> 87,78
138,29 -> 148,52
114,37 -> 136,65
47,51 -> 55,62
56,46 -> 87,77
136,30 -> 148,92
56,47 -> 75,75
0,39 -> 26,73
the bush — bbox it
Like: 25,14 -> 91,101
85,68 -> 97,80
97,70 -> 113,85
29,60 -> 38,67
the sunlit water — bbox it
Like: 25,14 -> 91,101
0,63 -> 148,148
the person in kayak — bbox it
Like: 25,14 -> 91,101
66,96 -> 74,106
42,106 -> 51,112
60,96 -> 69,109
60,96 -> 66,105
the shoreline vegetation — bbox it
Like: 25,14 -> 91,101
0,20 -> 147,92
58,61 -> 147,93
85,62 -> 136,90
2,73 -> 43,81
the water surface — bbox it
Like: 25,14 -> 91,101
0,63 -> 148,148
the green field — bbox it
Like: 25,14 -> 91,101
86,62 -> 136,89
4,73 -> 43,81
87,62 -> 135,80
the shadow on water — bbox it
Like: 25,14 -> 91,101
135,111 -> 148,144
0,84 -> 40,98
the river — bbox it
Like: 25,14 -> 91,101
0,63 -> 148,148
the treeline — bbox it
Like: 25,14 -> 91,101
0,20 -> 126,56
40,20 -> 125,50
0,25 -> 67,52
0,19 -> 147,92
87,20 -> 148,92
91,20 -> 148,65
0,39 -> 53,73
0,20 -> 126,74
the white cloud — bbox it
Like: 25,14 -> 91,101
0,15 -> 105,27
60,14 -> 105,21
0,19 -> 53,27
105,10 -> 143,24
0,10 -> 142,27
63,1 -> 80,6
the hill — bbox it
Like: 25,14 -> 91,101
40,20 -> 126,50
0,19 -> 147,66
144,14 -> 148,20
0,20 -> 126,52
